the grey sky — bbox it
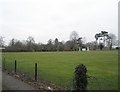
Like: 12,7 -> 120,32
0,0 -> 119,45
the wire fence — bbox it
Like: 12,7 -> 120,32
2,58 -> 38,82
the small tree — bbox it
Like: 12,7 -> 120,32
74,64 -> 88,91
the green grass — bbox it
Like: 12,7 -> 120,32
2,51 -> 118,90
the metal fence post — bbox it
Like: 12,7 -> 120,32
15,60 -> 17,74
3,58 -> 5,70
35,63 -> 37,82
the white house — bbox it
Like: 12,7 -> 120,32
79,47 -> 89,51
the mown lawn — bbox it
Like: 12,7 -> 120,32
2,51 -> 118,90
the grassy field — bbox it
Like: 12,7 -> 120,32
2,51 -> 118,90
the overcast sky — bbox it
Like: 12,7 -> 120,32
0,0 -> 119,45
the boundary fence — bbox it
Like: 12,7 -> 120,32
2,58 -> 38,82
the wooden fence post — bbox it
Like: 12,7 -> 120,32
15,60 -> 17,74
35,63 -> 37,82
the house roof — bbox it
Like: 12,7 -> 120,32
0,47 -> 5,50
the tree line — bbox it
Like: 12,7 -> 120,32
2,36 -> 80,52
0,31 -> 119,52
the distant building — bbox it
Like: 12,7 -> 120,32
112,45 -> 120,50
79,45 -> 89,51
0,47 -> 5,51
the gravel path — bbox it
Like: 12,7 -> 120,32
2,71 -> 38,90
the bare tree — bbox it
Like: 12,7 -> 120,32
27,36 -> 35,44
27,36 -> 35,51
108,33 -> 117,45
70,31 -> 79,41
69,31 -> 79,51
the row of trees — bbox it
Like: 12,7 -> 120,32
2,36 -> 79,52
0,31 -> 119,52
0,31 -> 81,51
0,31 -> 83,52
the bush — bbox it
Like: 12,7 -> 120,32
74,64 -> 88,91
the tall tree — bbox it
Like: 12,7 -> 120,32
27,36 -> 35,44
108,33 -> 117,45
9,38 -> 16,47
77,37 -> 83,51
95,34 -> 99,41
106,33 -> 117,50
27,36 -> 35,51
64,40 -> 72,51
54,38 -> 59,51
57,42 -> 64,51
47,39 -> 53,51
70,31 -> 79,51
101,31 -> 108,46
95,31 -> 109,50
0,36 -> 5,47
70,31 -> 79,41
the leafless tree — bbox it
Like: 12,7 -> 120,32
70,31 -> 79,41
27,36 -> 35,51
